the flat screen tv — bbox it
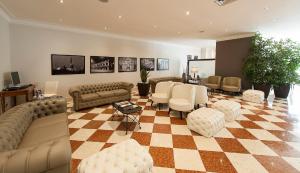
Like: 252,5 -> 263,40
51,54 -> 85,75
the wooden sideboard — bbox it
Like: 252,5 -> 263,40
0,85 -> 35,113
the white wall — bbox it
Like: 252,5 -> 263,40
0,14 -> 10,90
10,24 -> 211,97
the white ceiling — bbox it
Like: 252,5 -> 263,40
1,0 -> 300,47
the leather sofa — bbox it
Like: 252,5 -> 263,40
69,82 -> 134,111
0,97 -> 71,173
149,77 -> 182,93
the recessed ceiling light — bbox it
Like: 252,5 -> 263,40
264,6 -> 269,11
153,25 -> 158,29
118,15 -> 122,19
104,26 -> 108,30
186,11 -> 190,16
59,0 -> 63,4
177,31 -> 181,34
209,21 -> 213,25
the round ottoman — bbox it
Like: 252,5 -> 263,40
212,100 -> 241,122
243,90 -> 265,103
78,139 -> 153,173
187,108 -> 225,137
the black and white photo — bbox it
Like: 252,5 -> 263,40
90,56 -> 115,73
118,57 -> 137,72
140,58 -> 155,71
51,54 -> 85,75
157,58 -> 169,70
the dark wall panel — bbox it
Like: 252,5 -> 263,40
215,37 -> 252,89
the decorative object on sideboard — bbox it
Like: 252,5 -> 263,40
51,54 -> 85,75
118,57 -> 137,72
182,73 -> 187,83
157,58 -> 169,71
90,56 -> 115,73
187,55 -> 192,60
137,68 -> 150,96
191,67 -> 199,79
140,58 -> 155,71
194,56 -> 199,60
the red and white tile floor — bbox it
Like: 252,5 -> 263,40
67,88 -> 300,173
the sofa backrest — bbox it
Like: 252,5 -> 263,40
78,82 -> 125,94
0,105 -> 34,152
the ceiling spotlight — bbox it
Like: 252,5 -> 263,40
153,25 -> 158,29
99,0 -> 109,3
59,0 -> 64,3
177,31 -> 181,34
186,11 -> 190,16
118,15 -> 122,19
104,26 -> 108,30
215,0 -> 225,6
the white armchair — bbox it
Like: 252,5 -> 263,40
195,85 -> 208,108
169,84 -> 195,119
151,81 -> 174,110
44,81 -> 58,97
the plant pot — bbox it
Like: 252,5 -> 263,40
253,84 -> 271,99
137,82 -> 150,96
274,84 -> 290,98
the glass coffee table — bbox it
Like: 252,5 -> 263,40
112,101 -> 142,134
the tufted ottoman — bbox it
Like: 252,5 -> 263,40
77,139 -> 153,173
187,108 -> 225,137
242,90 -> 265,103
212,100 -> 241,122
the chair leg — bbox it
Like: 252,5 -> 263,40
180,111 -> 183,120
168,108 -> 172,114
151,100 -> 153,106
205,103 -> 208,107
158,103 -> 161,110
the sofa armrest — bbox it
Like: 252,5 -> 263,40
0,137 -> 71,173
27,97 -> 67,118
120,82 -> 134,92
69,86 -> 81,98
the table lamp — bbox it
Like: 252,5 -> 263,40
191,67 -> 199,79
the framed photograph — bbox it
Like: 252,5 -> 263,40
118,57 -> 137,72
157,58 -> 169,71
90,56 -> 115,73
140,58 -> 155,71
51,54 -> 85,75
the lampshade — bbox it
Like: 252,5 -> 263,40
191,67 -> 199,73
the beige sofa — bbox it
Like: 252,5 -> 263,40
0,97 -> 71,173
149,77 -> 182,93
69,82 -> 134,111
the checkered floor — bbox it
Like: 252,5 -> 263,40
67,91 -> 300,173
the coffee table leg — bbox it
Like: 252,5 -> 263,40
125,114 -> 128,135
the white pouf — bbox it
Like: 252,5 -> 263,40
187,108 -> 225,137
212,100 -> 241,122
77,139 -> 153,173
243,90 -> 265,103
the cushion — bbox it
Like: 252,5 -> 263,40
205,83 -> 219,89
222,85 -> 239,92
78,139 -> 153,173
169,98 -> 193,112
187,108 -> 225,137
97,91 -> 114,98
152,93 -> 169,103
18,113 -> 69,148
112,89 -> 128,96
81,93 -> 99,102
212,100 -> 241,122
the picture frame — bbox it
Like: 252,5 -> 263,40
51,54 -> 85,75
157,58 -> 169,71
140,58 -> 155,71
90,56 -> 115,73
118,57 -> 137,72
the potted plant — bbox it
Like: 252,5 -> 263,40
137,68 -> 150,96
243,33 -> 274,98
271,39 -> 300,98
